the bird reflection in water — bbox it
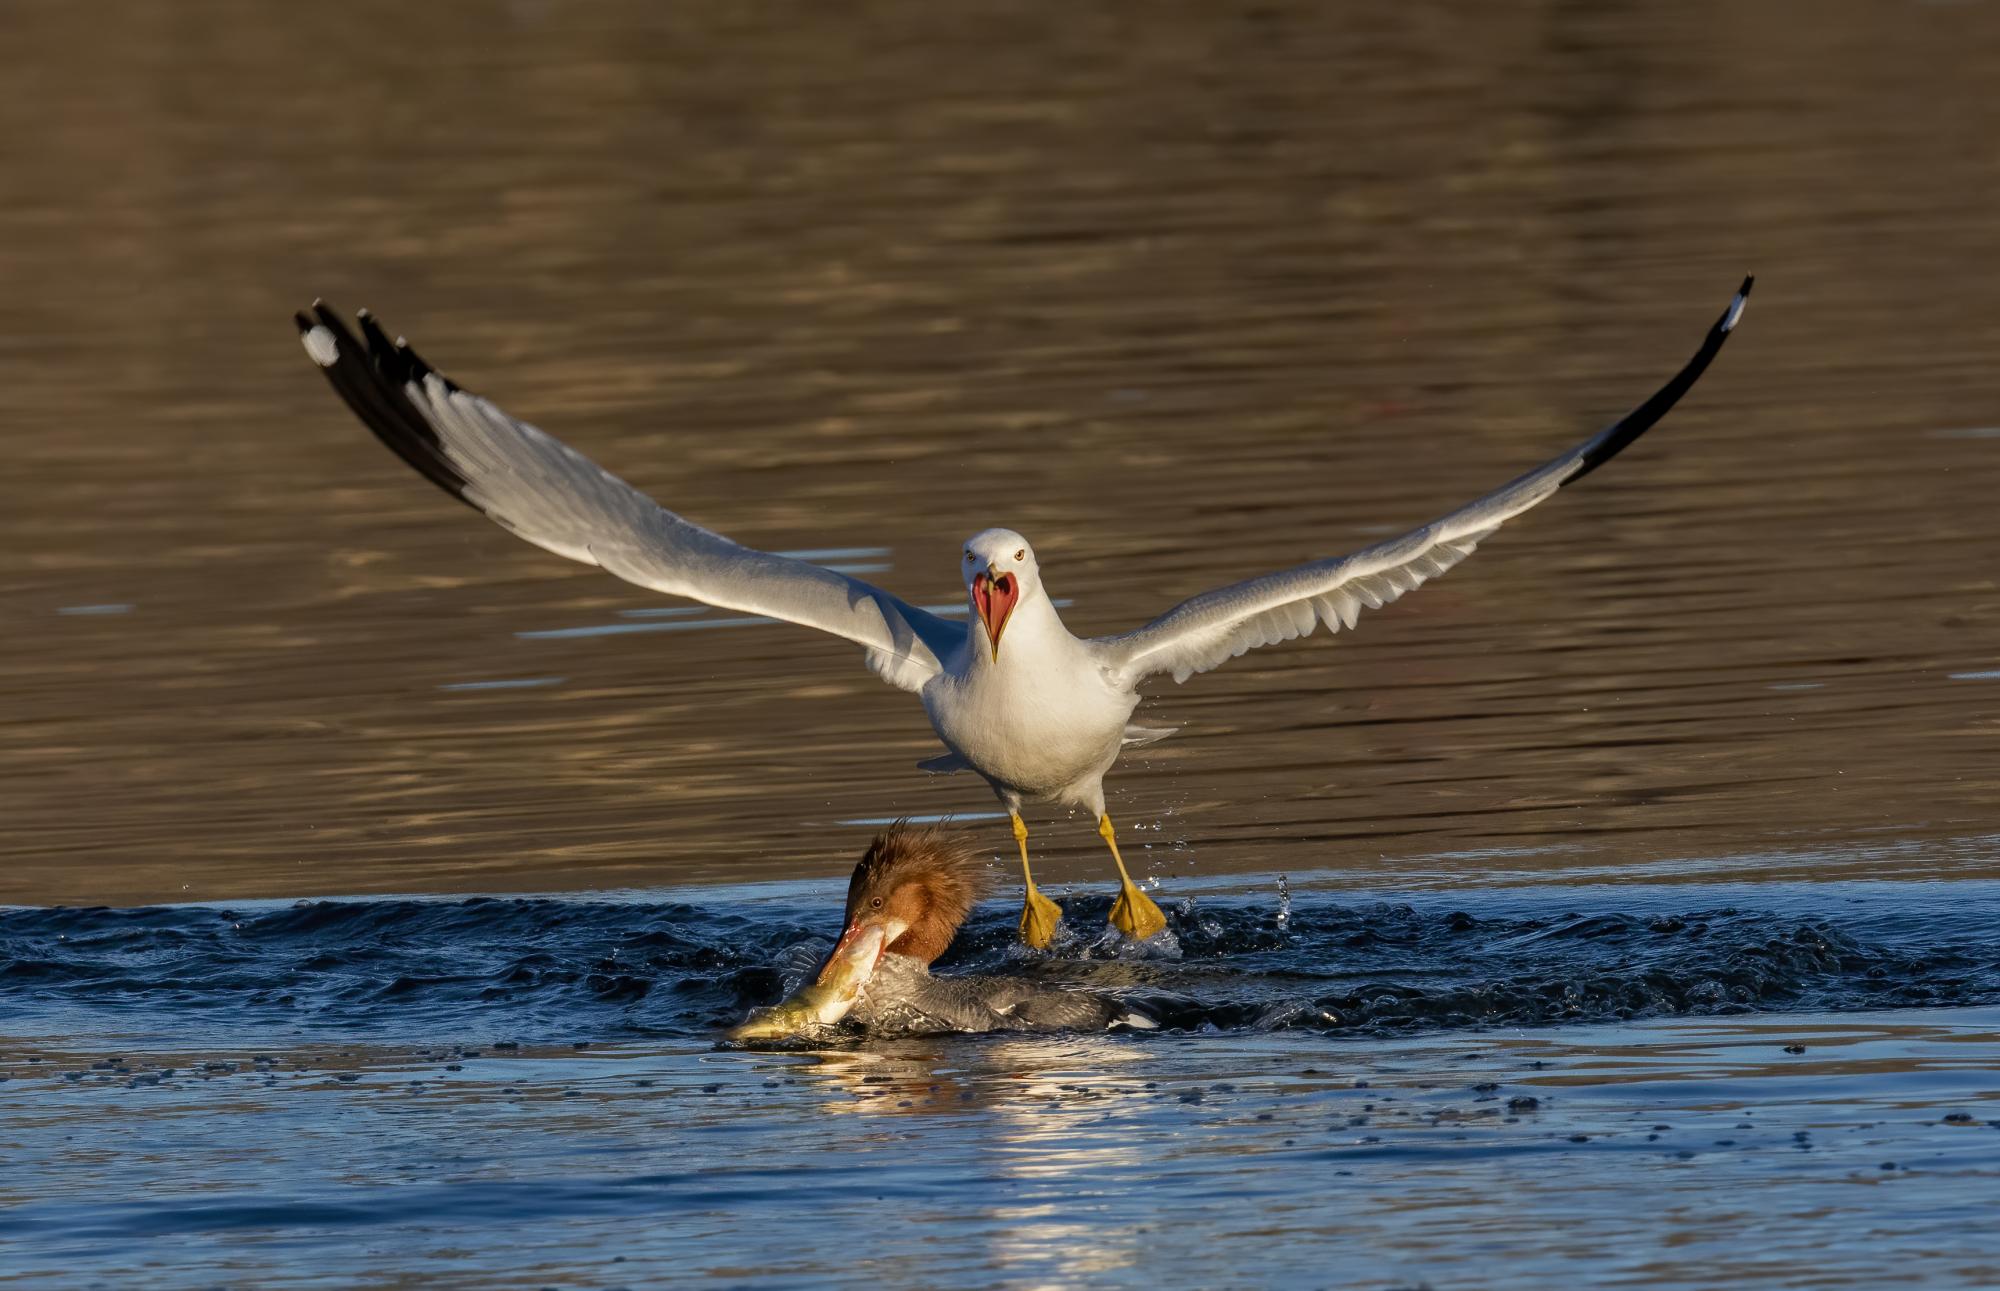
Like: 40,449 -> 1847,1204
771,1037 -> 1161,1280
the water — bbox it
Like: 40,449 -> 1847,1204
6,0 -> 2000,1284
8,1 -> 2000,907
4,879 -> 1999,1285
7,879 -> 1997,1045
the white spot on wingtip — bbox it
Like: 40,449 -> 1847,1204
302,325 -> 340,367
1722,294 -> 1747,332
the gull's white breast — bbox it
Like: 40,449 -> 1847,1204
923,629 -> 1136,804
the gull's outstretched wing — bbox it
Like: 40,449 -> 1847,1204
297,304 -> 959,693
1096,277 -> 1751,687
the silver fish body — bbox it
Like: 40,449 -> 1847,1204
726,925 -> 886,1042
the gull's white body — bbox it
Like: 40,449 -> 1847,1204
920,553 -> 1138,814
297,278 -> 1749,832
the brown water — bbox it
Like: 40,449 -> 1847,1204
6,0 -> 1999,907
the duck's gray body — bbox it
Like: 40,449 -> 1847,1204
847,954 -> 1155,1035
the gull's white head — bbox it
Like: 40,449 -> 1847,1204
961,528 -> 1040,662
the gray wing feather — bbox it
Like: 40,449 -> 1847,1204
298,305 -> 957,693
1096,277 -> 1751,687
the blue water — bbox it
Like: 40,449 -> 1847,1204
4,880 -> 1996,1048
4,879 -> 1999,1287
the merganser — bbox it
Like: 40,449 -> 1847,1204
297,277 -> 1749,950
728,824 -> 1156,1041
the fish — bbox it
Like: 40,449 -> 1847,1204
726,924 -> 887,1043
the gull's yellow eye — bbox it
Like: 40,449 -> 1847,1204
1014,548 -> 1026,561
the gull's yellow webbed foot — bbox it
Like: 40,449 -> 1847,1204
1012,811 -> 1064,949
1099,814 -> 1167,941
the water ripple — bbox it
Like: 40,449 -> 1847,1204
4,882 -> 1994,1047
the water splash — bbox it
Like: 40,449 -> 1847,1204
3,881 -> 1995,1047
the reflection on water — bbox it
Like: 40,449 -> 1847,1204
4,0 -> 2000,908
841,810 -> 1013,827
53,604 -> 137,617
5,1009 -> 1997,1287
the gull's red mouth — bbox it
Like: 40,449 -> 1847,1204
972,571 -> 1018,661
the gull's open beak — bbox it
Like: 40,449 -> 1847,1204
972,567 -> 1019,662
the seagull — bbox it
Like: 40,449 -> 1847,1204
296,276 -> 1750,948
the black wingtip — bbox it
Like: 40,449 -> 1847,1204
354,311 -> 396,359
1565,276 -> 1750,485
1717,275 -> 1754,336
294,302 -> 478,512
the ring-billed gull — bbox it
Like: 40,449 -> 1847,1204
297,276 -> 1750,946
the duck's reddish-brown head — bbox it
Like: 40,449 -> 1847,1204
971,568 -> 1019,661
737,825 -> 991,1041
823,823 -> 988,971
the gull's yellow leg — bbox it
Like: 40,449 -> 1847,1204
1013,812 -> 1063,949
1100,814 -> 1168,941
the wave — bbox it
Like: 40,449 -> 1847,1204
3,881 -> 1995,1044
